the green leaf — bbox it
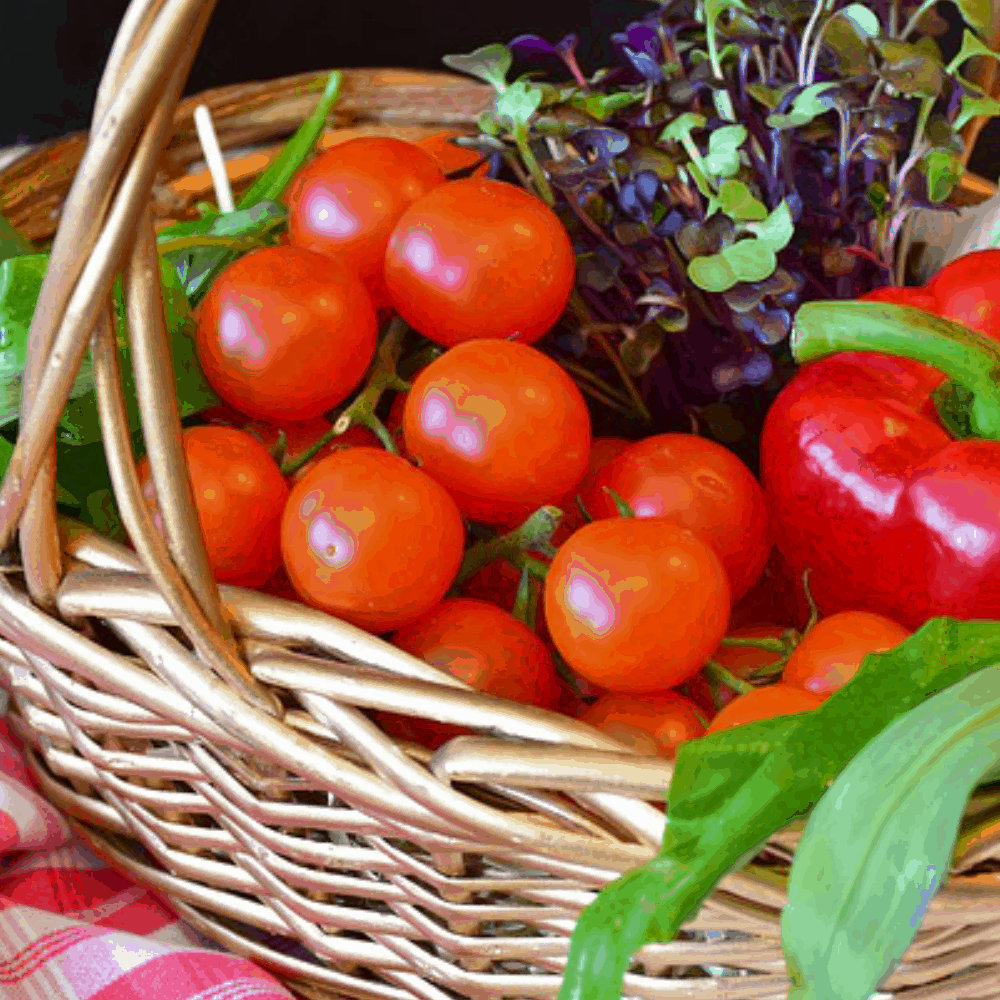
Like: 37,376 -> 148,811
0,214 -> 34,266
720,238 -> 777,282
703,125 -> 747,178
947,28 -> 1000,75
442,43 -> 512,92
746,83 -> 796,108
494,79 -> 544,129
835,3 -> 880,40
953,88 -> 1000,132
783,666 -> 1000,999
568,90 -> 644,122
766,82 -> 839,129
687,252 -> 738,292
718,179 -> 768,220
745,198 -> 795,252
658,112 -> 707,144
58,257 -> 218,446
561,616 -> 1000,1000
921,147 -> 964,203
875,39 -> 945,98
84,488 -> 127,543
238,71 -> 343,210
953,0 -> 994,33
0,255 -> 98,429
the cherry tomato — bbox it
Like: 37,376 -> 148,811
677,623 -> 785,717
138,426 -> 288,588
417,130 -> 491,179
781,610 -> 910,699
281,447 -> 465,633
580,691 -> 706,757
286,137 -> 445,309
384,178 -> 576,347
246,418 -> 381,482
544,518 -> 731,694
402,340 -> 591,528
584,433 -> 770,601
925,249 -> 1000,343
378,597 -> 562,749
195,245 -> 378,423
706,683 -> 823,734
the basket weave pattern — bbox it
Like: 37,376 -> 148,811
3,1 -> 1000,997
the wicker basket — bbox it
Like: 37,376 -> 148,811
3,2 -> 1000,998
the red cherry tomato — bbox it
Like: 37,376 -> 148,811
584,433 -> 771,601
286,137 -> 446,309
281,447 -> 465,633
402,340 -> 591,528
925,249 -> 1000,343
384,178 -> 576,347
138,426 -> 288,588
554,436 -> 633,540
729,546 -> 813,631
580,691 -> 706,757
195,245 -> 378,423
781,610 -> 910,699
544,518 -> 731,694
706,683 -> 822,733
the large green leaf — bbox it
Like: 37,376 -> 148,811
0,213 -> 34,266
784,666 -> 1000,999
558,617 -> 1000,1000
0,255 -> 97,428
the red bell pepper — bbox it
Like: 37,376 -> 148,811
761,296 -> 1000,630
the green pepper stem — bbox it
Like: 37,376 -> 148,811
791,301 -> 1000,440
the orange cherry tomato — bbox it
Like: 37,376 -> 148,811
281,447 -> 465,633
585,433 -> 771,601
580,691 -> 706,757
706,683 -> 823,733
384,178 -> 576,347
781,610 -> 911,699
286,137 -> 446,309
417,130 -> 491,178
553,436 -> 633,540
194,245 -> 378,423
677,623 -> 785,717
544,518 -> 731,694
402,340 -> 591,528
138,426 -> 288,588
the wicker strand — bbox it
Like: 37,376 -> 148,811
89,300 -> 278,713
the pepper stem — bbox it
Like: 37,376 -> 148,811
791,302 -> 1000,440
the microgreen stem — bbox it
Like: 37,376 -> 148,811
557,358 -> 635,409
280,317 -> 409,476
513,124 -> 556,206
590,330 -> 653,423
899,0 -> 939,40
798,0 -> 828,84
453,506 -> 564,588
704,659 -> 755,696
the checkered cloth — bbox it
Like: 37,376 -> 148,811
0,714 -> 293,1000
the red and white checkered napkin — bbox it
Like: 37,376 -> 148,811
0,720 -> 293,1000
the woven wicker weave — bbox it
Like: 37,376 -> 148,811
3,2 -> 1000,998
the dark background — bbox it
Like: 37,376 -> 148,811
1,0 -> 997,176
0,0 -> 651,145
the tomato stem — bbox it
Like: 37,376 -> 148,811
704,659 -> 755,696
792,302 -> 1000,440
719,636 -> 786,653
511,565 -> 539,631
602,487 -> 637,518
801,567 -> 819,635
575,495 -> 594,524
279,316 -> 409,476
453,506 -> 563,588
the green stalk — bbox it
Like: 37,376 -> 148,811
791,302 -> 1000,440
513,123 -> 556,206
453,506 -> 564,589
704,659 -> 755,696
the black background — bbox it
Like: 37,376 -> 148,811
0,0 -> 651,145
1,0 -> 997,176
